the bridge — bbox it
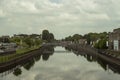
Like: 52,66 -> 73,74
41,42 -> 72,47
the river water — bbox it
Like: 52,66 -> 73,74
0,47 -> 120,80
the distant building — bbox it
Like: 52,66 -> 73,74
78,39 -> 87,45
0,43 -> 17,53
1,36 -> 10,39
14,34 -> 29,38
0,43 -> 17,50
109,28 -> 120,51
0,35 -> 10,43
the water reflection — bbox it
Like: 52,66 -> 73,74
0,45 -> 54,77
23,58 -> 35,71
13,68 -> 22,76
0,46 -> 120,80
65,46 -> 120,75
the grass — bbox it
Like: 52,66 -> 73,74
16,46 -> 40,54
0,46 -> 41,63
0,54 -> 17,63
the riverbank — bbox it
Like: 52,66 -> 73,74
106,50 -> 120,58
94,49 -> 120,59
65,44 -> 120,66
0,46 -> 41,63
0,47 -> 43,73
0,44 -> 54,73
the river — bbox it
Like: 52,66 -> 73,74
0,47 -> 120,80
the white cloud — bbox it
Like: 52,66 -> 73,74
0,0 -> 120,39
20,1 -> 39,13
86,13 -> 110,20
0,9 -> 5,17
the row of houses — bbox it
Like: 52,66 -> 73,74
0,36 -> 10,43
0,34 -> 42,54
0,43 -> 17,49
109,28 -> 120,51
0,35 -> 17,48
75,28 -> 120,52
0,43 -> 17,53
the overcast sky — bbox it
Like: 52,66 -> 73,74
0,0 -> 120,39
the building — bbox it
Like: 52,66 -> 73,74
78,39 -> 87,45
109,28 -> 120,51
0,35 -> 10,43
0,43 -> 17,54
0,43 -> 17,50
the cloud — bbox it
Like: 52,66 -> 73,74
0,0 -> 120,39
0,9 -> 5,17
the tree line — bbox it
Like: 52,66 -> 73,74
0,30 -> 55,48
62,32 -> 108,49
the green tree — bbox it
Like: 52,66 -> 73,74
10,37 -> 21,45
65,36 -> 72,41
72,34 -> 83,41
94,39 -> 108,49
24,37 -> 33,47
42,30 -> 55,42
84,32 -> 108,45
48,33 -> 54,42
42,30 -> 50,42
34,39 -> 42,46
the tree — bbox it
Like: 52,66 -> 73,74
24,37 -> 33,47
72,34 -> 83,41
48,33 -> 54,42
42,30 -> 49,41
42,30 -> 55,42
65,36 -> 72,41
83,32 -> 108,45
10,37 -> 21,45
34,39 -> 42,46
99,39 -> 108,49
94,39 -> 108,49
64,34 -> 83,42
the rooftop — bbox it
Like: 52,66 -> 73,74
113,28 -> 120,33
